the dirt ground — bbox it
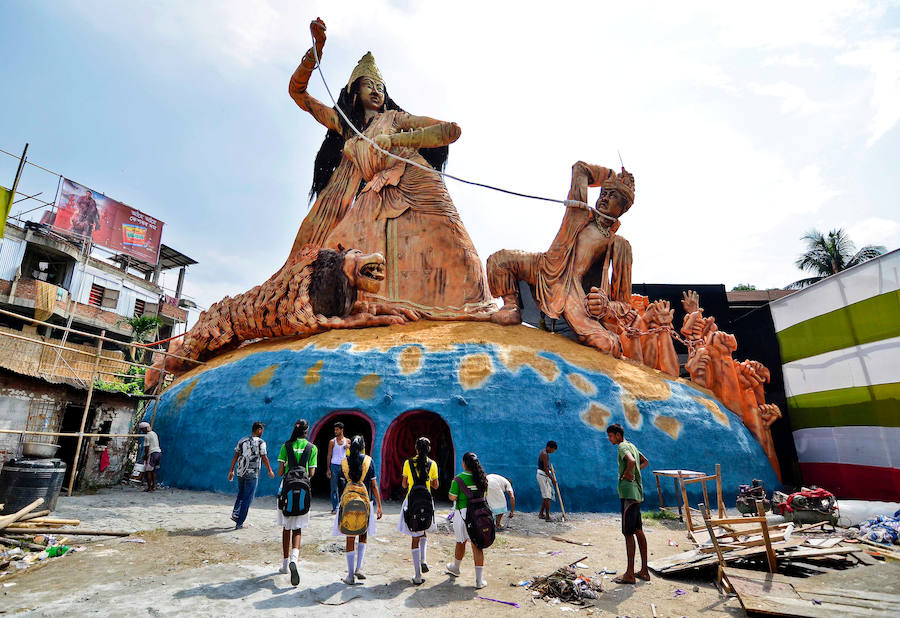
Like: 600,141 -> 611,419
3,486 -> 746,617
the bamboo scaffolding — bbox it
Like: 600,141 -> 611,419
0,429 -> 143,438
1,304 -> 168,496
0,306 -> 203,365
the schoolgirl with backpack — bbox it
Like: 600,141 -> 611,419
275,419 -> 317,587
331,435 -> 383,585
446,451 -> 495,589
395,437 -> 439,585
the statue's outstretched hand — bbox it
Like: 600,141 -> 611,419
310,18 -> 326,47
682,290 -> 700,314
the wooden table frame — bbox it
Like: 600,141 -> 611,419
651,465 -> 724,524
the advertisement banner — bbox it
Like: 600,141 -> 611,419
51,178 -> 164,265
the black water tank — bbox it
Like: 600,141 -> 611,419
0,458 -> 67,514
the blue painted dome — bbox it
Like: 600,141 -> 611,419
149,322 -> 779,511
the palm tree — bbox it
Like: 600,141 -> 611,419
788,228 -> 886,289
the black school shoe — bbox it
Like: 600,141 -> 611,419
421,562 -> 430,573
289,561 -> 300,586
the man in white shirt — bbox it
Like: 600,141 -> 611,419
326,422 -> 350,514
228,421 -> 275,529
139,421 -> 162,492
486,473 -> 516,529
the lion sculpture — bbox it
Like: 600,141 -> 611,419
145,246 -> 409,388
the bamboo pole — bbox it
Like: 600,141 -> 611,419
66,331 -> 104,496
0,306 -> 203,365
0,498 -> 43,530
0,429 -> 142,438
2,527 -> 130,537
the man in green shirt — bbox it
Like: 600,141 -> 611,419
607,423 -> 650,584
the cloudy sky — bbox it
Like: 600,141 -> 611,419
2,1 -> 898,309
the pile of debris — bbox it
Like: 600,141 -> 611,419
1,497 -> 130,581
527,559 -> 602,605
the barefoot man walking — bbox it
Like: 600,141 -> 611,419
606,423 -> 650,584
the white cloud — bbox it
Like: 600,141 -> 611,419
846,217 -> 900,248
749,81 -> 824,115
838,39 -> 900,146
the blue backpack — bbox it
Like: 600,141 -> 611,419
278,441 -> 312,516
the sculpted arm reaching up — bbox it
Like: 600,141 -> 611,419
289,18 -> 342,133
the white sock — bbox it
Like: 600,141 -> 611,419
419,538 -> 427,564
475,566 -> 485,584
346,551 -> 356,580
412,548 -> 422,580
356,543 -> 366,572
281,557 -> 289,572
451,558 -> 462,570
289,548 -> 299,563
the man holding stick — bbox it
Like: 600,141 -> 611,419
606,423 -> 650,584
537,441 -> 558,521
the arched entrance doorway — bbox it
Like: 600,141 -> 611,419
310,410 -> 374,499
381,410 -> 455,502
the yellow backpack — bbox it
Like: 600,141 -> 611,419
339,456 -> 372,536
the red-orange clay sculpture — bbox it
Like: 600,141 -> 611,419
680,290 -> 782,478
487,161 -> 635,355
148,18 -> 783,479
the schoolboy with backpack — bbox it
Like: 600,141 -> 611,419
275,419 -> 317,587
396,437 -> 439,585
228,421 -> 275,530
332,435 -> 383,585
446,451 -> 494,589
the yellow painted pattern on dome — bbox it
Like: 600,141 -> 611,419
305,360 -> 324,385
398,346 -> 424,375
653,415 -> 682,440
567,373 -> 597,396
459,353 -> 493,389
581,402 -> 611,430
693,396 -> 731,427
622,394 -> 643,429
355,374 -> 382,399
171,322 -> 672,401
175,378 -> 199,407
498,347 -> 560,382
249,364 -> 278,388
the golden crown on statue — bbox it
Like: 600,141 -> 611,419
346,52 -> 385,92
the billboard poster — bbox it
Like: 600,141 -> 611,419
50,178 -> 164,265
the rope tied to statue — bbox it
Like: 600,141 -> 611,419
307,35 -> 619,223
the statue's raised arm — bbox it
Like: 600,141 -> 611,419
288,18 -> 342,134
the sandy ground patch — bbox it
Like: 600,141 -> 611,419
4,486 -> 744,616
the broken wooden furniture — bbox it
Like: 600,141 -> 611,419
678,464 -> 726,540
701,499 -> 776,591
650,468 -> 706,521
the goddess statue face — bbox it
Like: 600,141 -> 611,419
595,187 -> 631,219
358,77 -> 385,112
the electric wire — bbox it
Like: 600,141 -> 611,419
308,38 -> 618,222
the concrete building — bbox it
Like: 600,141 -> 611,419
0,221 -> 197,490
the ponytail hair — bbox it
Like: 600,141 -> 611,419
288,419 -> 309,442
462,451 -> 488,495
414,436 -> 431,481
347,434 -> 366,481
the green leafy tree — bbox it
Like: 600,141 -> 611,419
731,283 -> 757,291
118,314 -> 164,365
788,228 -> 886,289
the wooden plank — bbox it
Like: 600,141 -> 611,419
853,551 -> 880,566
650,539 -> 807,573
756,500 -> 777,573
724,567 -> 899,617
715,463 -> 725,518
803,537 -> 844,548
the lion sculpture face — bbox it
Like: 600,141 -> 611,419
342,249 -> 386,294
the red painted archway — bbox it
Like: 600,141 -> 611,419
380,409 -> 455,501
